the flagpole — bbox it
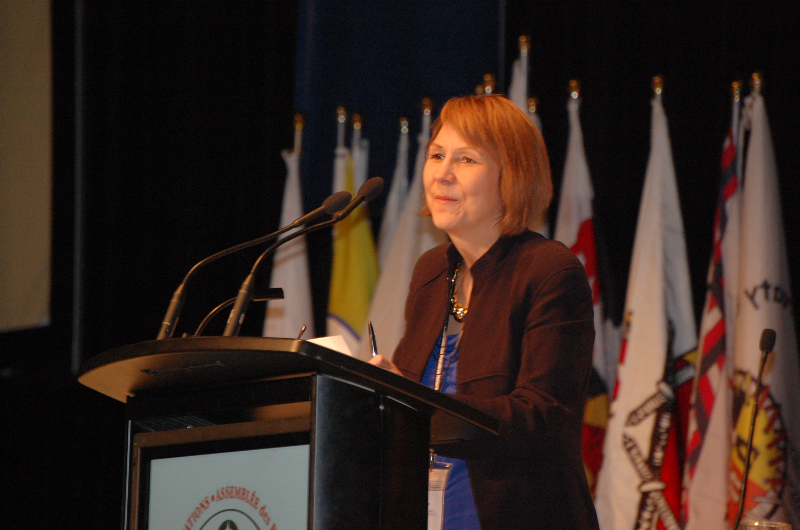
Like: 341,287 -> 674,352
482,73 -> 496,94
422,97 -> 433,124
731,81 -> 741,146
570,79 -> 580,100
336,106 -> 346,148
352,112 -> 362,149
293,113 -> 303,153
750,71 -> 762,94
519,35 -> 529,96
653,75 -> 664,99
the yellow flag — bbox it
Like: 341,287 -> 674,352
327,150 -> 378,354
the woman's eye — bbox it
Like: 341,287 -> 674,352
429,152 -> 444,160
459,156 -> 475,163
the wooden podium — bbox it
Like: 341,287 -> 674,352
78,337 -> 498,530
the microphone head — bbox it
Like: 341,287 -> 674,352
323,190 -> 352,214
760,328 -> 777,352
358,177 -> 384,202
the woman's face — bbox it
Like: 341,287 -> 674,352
423,124 -> 502,244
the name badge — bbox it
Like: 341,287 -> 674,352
428,460 -> 451,530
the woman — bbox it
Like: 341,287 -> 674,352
370,94 -> 598,530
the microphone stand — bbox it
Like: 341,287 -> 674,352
222,214 -> 341,337
155,191 -> 351,339
224,177 -> 384,337
733,328 -> 777,529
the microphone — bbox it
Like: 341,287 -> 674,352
733,328 -> 776,529
331,176 -> 384,221
290,190 -> 352,229
156,190 -> 352,339
223,177 -> 384,337
760,328 -> 776,352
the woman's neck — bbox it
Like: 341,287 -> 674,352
448,230 -> 500,270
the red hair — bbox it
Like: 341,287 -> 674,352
422,94 -> 551,235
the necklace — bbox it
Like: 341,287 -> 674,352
450,261 -> 468,322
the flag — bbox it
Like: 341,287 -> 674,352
263,123 -> 315,339
506,37 -> 548,238
553,94 -> 615,495
377,120 -> 410,266
351,117 -> 369,190
594,94 -> 696,530
728,91 -> 800,527
554,94 -> 619,392
682,103 -> 741,530
508,39 -> 529,114
327,141 -> 379,354
354,111 -> 446,361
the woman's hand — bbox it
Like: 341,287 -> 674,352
368,354 -> 404,377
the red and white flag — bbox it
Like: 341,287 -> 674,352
727,91 -> 800,527
683,100 -> 741,530
554,94 -> 619,391
594,93 -> 696,530
553,94 -> 615,495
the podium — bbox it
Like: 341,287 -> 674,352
78,337 -> 498,530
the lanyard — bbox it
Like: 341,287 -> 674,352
433,265 -> 458,392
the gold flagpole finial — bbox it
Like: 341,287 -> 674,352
652,76 -> 664,95
527,97 -> 539,114
352,113 -> 362,130
400,117 -> 409,134
422,97 -> 433,116
482,73 -> 496,94
569,80 -> 580,99
731,80 -> 742,103
293,113 -> 304,132
751,72 -> 762,93
518,35 -> 530,56
337,106 -> 347,123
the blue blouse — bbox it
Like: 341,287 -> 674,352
421,332 -> 481,530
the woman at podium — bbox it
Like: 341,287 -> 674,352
370,94 -> 599,530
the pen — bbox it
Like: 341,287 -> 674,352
368,321 -> 378,357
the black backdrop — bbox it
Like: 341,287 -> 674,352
506,0 -> 800,325
1,0 -> 799,527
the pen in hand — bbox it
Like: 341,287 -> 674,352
368,321 -> 378,357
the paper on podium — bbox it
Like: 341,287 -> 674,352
307,335 -> 353,356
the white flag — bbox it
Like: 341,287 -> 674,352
508,56 -> 528,114
729,91 -> 800,527
377,123 -> 410,265
263,128 -> 314,339
351,124 -> 369,191
354,112 -> 446,361
594,94 -> 696,530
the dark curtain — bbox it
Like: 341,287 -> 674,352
1,2 -> 298,527
505,0 -> 800,325
293,0 -> 502,334
81,0 -> 299,354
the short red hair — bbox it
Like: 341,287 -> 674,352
422,94 -> 552,235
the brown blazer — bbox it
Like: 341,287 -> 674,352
393,230 -> 600,530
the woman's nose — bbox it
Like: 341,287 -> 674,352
433,158 -> 455,182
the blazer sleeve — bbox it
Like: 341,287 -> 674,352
449,262 -> 595,463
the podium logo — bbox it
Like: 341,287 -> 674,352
184,486 -> 276,530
